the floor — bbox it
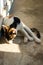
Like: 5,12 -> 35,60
10,0 -> 43,32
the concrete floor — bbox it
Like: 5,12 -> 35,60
0,0 -> 43,65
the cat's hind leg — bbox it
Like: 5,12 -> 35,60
21,28 -> 34,41
23,23 -> 41,43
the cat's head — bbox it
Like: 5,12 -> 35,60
2,25 -> 17,40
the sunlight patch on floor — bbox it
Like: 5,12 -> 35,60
0,44 -> 21,53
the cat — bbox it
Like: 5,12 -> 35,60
1,16 -> 41,44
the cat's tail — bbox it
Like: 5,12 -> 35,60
31,28 -> 41,39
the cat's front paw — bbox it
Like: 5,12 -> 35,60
24,37 -> 28,43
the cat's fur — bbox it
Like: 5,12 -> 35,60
1,16 -> 41,43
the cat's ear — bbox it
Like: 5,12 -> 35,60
2,25 -> 9,32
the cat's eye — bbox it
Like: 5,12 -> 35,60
13,32 -> 16,35
9,31 -> 16,35
9,31 -> 12,35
